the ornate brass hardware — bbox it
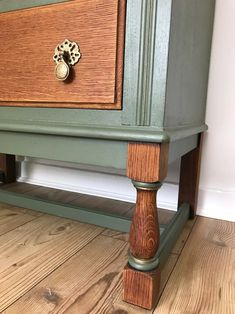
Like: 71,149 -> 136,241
53,39 -> 81,81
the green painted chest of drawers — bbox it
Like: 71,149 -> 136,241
0,0 -> 215,309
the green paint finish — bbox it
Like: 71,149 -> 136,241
122,0 -> 172,127
0,0 -> 68,13
0,131 -> 200,170
150,0 -> 172,127
0,118 -> 207,143
0,189 -> 132,232
121,0 -> 142,126
164,0 -> 215,128
0,131 -> 128,169
0,108 -> 123,128
168,134 -> 198,164
0,121 -> 170,143
0,188 -> 167,233
158,203 -> 190,266
165,124 -> 208,142
134,0 -> 158,126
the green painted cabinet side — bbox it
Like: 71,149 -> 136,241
163,0 -> 215,128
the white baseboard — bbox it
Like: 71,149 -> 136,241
198,188 -> 235,222
18,159 -> 178,211
18,159 -> 235,222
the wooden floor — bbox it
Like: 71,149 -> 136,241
0,202 -> 234,313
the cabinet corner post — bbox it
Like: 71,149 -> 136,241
178,133 -> 203,218
123,142 -> 169,309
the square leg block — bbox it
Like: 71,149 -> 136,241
123,264 -> 161,310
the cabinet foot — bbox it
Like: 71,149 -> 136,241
123,264 -> 160,310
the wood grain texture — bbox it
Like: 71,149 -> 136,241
101,254 -> 179,314
0,203 -> 43,217
101,207 -> 175,242
23,186 -> 81,203
127,143 -> 169,182
106,254 -> 178,314
1,182 -> 40,193
0,202 -> 197,313
3,235 -> 128,314
0,207 -> 38,236
0,215 -> 103,312
123,185 -> 162,309
70,193 -> 134,217
124,142 -> 169,308
0,154 -> 16,183
156,217 -> 235,314
178,134 -> 203,217
129,190 -> 160,259
123,264 -> 161,310
0,0 -> 126,109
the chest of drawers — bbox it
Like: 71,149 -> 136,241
0,0 -> 215,309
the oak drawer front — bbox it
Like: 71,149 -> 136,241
0,0 -> 125,109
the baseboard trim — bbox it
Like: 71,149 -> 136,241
18,159 -> 235,222
18,159 -> 179,211
198,188 -> 235,222
18,176 -> 179,212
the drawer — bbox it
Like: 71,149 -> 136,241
0,0 -> 126,109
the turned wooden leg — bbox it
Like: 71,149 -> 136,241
123,142 -> 169,309
0,154 -> 16,183
178,133 -> 203,218
123,181 -> 162,309
129,183 -> 161,259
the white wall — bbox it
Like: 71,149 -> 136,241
197,0 -> 235,222
18,0 -> 235,222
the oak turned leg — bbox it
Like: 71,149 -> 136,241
178,134 -> 203,218
123,142 -> 169,309
0,154 -> 16,183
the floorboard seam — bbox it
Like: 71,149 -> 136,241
155,217 -> 198,310
0,214 -> 42,238
1,227 -> 105,312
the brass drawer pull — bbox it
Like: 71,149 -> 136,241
53,39 -> 81,81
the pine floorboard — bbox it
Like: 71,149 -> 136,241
0,200 -> 233,313
156,217 -> 235,314
0,206 -> 41,237
0,204 -> 103,312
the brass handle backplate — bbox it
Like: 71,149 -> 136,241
53,39 -> 81,81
